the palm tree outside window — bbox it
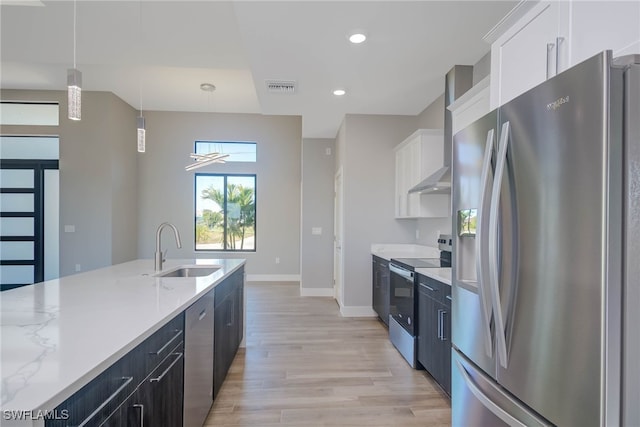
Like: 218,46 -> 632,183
195,174 -> 256,251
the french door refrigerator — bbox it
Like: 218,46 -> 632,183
451,51 -> 639,427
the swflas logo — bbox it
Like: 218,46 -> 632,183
546,96 -> 570,111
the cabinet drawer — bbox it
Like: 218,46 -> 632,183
138,313 -> 185,381
417,275 -> 444,302
215,268 -> 242,305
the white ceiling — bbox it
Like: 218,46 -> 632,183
0,1 -> 516,138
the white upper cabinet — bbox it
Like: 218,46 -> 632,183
487,0 -> 640,109
570,1 -> 640,65
394,129 -> 449,219
488,1 -> 570,109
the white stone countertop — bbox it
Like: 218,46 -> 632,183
0,258 -> 245,425
415,267 -> 452,286
370,244 -> 440,261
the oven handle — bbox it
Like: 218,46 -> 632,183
389,263 -> 414,281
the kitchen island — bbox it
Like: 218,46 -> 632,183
0,258 -> 245,427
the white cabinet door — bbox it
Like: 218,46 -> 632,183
490,1 -> 569,109
490,0 -> 639,110
570,1 -> 640,65
395,147 -> 408,218
394,130 -> 448,219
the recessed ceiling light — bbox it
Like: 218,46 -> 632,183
333,89 -> 346,96
348,33 -> 367,44
200,83 -> 216,92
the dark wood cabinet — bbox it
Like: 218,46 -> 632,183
102,341 -> 184,427
133,342 -> 185,427
214,267 -> 244,398
417,274 -> 451,396
46,266 -> 245,427
372,255 -> 390,326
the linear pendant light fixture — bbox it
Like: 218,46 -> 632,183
185,152 -> 229,171
67,0 -> 81,121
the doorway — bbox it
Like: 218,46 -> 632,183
1,137 -> 60,291
333,168 -> 344,307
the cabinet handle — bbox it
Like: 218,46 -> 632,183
441,311 -> 448,341
420,283 -> 436,292
150,329 -> 182,357
150,352 -> 183,383
437,309 -> 443,340
546,43 -> 555,79
198,309 -> 207,321
77,376 -> 133,427
133,404 -> 144,427
445,295 -> 452,302
227,298 -> 234,327
555,37 -> 565,74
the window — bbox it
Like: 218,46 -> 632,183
195,141 -> 256,162
0,102 -> 59,126
195,174 -> 256,251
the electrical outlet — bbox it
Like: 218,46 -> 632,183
75,264 -> 81,272
325,147 -> 332,156
275,257 -> 280,264
312,227 -> 322,235
64,225 -> 75,233
415,229 -> 420,240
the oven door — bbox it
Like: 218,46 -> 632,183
389,263 -> 415,335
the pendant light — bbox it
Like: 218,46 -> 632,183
137,115 -> 145,153
137,0 -> 146,153
67,0 -> 82,121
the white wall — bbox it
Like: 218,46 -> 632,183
1,89 -> 139,277
300,138 -> 335,294
337,114 -> 417,310
136,111 -> 302,277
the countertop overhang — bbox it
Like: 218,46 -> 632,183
0,258 -> 245,421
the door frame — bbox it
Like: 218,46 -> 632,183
333,167 -> 344,307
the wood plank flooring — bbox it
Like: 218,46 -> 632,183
204,282 -> 451,426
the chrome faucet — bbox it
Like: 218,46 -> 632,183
155,222 -> 182,271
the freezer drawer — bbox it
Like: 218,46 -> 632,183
452,350 -> 551,427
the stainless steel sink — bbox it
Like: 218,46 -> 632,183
156,266 -> 220,278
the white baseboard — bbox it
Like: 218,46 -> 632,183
246,274 -> 300,282
300,287 -> 334,297
339,305 -> 378,317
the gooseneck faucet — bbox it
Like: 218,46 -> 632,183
155,222 -> 182,271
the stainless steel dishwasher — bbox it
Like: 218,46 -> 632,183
184,289 -> 215,427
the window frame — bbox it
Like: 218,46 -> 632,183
194,141 -> 257,163
194,173 -> 257,253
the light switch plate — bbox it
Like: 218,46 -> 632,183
64,225 -> 75,233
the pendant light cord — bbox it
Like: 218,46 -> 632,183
73,0 -> 77,69
138,0 -> 143,115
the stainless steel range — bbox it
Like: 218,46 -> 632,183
388,235 -> 451,367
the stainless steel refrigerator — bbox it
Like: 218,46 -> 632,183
451,51 -> 639,427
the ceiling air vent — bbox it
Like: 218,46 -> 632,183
266,80 -> 297,94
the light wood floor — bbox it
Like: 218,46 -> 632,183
204,282 -> 451,426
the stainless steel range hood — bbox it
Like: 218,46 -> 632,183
408,166 -> 450,194
409,65 -> 472,195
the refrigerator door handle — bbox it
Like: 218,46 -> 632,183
476,128 -> 496,358
489,121 -> 510,369
455,359 -> 527,427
